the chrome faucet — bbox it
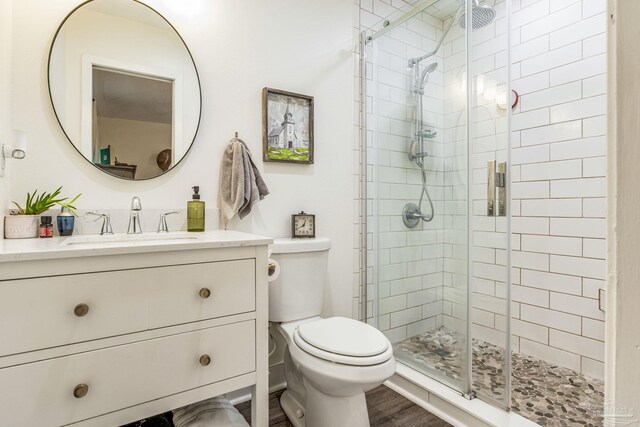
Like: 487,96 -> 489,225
87,212 -> 113,235
127,196 -> 143,234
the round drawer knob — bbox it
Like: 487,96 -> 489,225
199,288 -> 211,299
199,354 -> 211,367
74,303 -> 90,317
73,383 -> 89,398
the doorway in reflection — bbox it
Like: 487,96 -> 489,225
92,67 -> 173,179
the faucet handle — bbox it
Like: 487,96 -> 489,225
157,211 -> 179,233
86,212 -> 113,235
86,211 -> 103,220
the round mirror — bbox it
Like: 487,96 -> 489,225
48,0 -> 201,180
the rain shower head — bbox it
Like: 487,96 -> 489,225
459,0 -> 496,29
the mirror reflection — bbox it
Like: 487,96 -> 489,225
48,0 -> 201,180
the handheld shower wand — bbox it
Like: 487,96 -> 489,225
403,61 -> 438,228
415,62 -> 438,95
409,62 -> 438,161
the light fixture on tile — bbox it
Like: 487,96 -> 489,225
497,89 -> 519,110
0,130 -> 28,177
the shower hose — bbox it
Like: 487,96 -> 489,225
415,93 -> 435,222
416,156 -> 435,222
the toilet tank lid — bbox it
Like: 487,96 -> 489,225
272,237 -> 331,254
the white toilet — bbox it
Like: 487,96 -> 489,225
269,238 -> 396,427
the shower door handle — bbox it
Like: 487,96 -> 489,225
496,162 -> 507,217
487,161 -> 507,217
487,161 -> 496,216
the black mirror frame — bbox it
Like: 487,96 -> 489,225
46,0 -> 203,181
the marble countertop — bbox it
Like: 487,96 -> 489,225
0,230 -> 273,263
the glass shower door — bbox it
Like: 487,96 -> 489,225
366,0 -> 471,396
468,0 -> 511,409
365,0 -> 511,410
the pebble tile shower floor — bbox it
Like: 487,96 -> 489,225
395,327 -> 604,427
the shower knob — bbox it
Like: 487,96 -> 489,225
402,203 -> 421,229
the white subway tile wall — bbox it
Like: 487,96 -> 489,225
510,0 -> 606,379
366,6 -> 448,343
354,0 -> 364,322
355,0 -> 427,324
450,0 -> 511,363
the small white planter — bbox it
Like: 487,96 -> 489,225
4,215 -> 39,239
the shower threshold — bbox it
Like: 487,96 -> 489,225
393,327 -> 604,427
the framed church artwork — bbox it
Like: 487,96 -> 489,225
262,87 -> 314,164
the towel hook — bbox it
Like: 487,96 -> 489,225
234,131 -> 239,138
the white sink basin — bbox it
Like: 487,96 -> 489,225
61,232 -> 204,247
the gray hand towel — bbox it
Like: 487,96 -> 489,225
220,138 -> 269,228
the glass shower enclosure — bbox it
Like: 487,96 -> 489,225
364,0 -> 512,409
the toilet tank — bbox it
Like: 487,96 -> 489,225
269,237 -> 331,322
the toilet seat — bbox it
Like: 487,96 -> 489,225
293,317 -> 393,366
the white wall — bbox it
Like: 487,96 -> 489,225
0,0 -> 12,235
98,117 -> 171,179
8,0 -> 355,318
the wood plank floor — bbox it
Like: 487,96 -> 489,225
235,385 -> 452,427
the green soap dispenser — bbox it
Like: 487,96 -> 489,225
187,186 -> 205,232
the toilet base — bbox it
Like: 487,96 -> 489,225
302,379 -> 370,427
280,389 -> 307,427
281,384 -> 371,427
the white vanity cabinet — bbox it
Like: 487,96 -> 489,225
0,231 -> 271,427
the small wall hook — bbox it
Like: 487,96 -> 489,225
0,130 -> 28,177
234,131 -> 239,138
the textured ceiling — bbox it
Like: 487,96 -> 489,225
93,68 -> 173,124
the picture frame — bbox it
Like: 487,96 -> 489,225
262,87 -> 314,164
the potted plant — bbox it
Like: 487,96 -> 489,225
4,187 -> 80,239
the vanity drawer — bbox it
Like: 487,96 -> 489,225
147,259 -> 255,328
0,271 -> 148,357
0,320 -> 256,427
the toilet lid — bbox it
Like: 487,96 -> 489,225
297,317 -> 389,358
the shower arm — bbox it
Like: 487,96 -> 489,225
408,1 -> 465,68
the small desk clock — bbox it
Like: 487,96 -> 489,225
292,212 -> 315,238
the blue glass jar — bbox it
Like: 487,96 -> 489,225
57,207 -> 75,236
